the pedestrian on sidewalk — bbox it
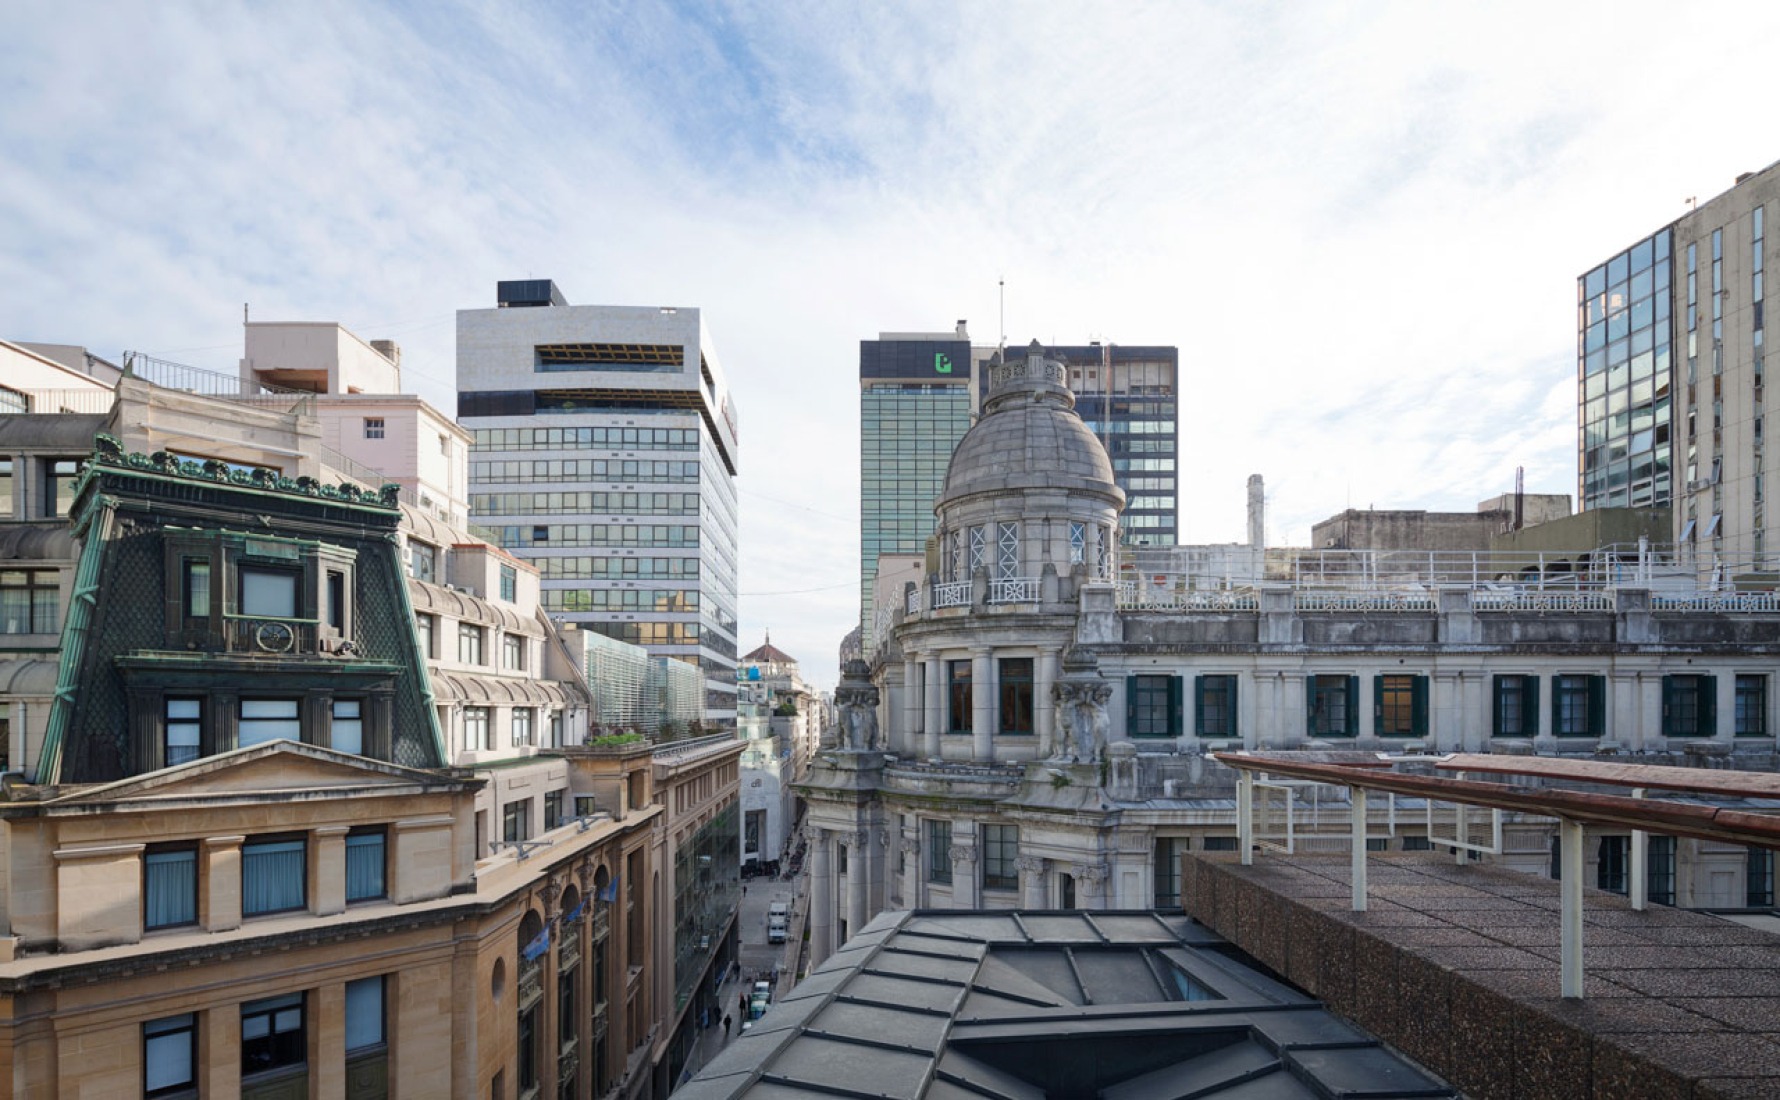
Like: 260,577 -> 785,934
723,1015 -> 732,1038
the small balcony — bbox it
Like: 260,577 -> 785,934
987,577 -> 1038,604
931,581 -> 971,610
518,957 -> 543,1012
223,615 -> 320,656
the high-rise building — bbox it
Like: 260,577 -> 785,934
859,326 -> 974,654
1579,159 -> 1780,565
458,281 -> 741,729
1006,343 -> 1179,546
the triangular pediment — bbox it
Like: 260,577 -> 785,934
44,740 -> 470,808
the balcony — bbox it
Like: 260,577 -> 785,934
518,957 -> 543,1012
987,577 -> 1039,604
222,615 -> 320,655
560,926 -> 582,967
591,905 -> 610,942
931,581 -> 971,609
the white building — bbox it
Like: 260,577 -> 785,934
456,281 -> 741,730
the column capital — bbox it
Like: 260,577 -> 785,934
1016,854 -> 1047,875
949,845 -> 978,866
898,838 -> 922,856
1070,861 -> 1106,885
802,824 -> 826,845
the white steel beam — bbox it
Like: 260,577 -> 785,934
1560,817 -> 1585,999
1351,787 -> 1368,912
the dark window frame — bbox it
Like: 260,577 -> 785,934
240,991 -> 306,1080
345,827 -> 387,903
946,661 -> 972,734
1195,674 -> 1236,737
143,1012 -> 198,1099
143,843 -> 199,931
981,824 -> 1018,890
242,834 -> 308,917
1492,674 -> 1539,737
997,658 -> 1034,735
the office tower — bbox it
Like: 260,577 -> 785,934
859,325 -> 974,655
1012,343 -> 1180,546
458,281 -> 741,729
1580,160 -> 1780,563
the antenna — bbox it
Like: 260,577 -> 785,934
998,278 -> 1005,352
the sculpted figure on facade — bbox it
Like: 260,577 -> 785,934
1050,646 -> 1111,763
833,659 -> 883,751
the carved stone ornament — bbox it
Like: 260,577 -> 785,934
845,830 -> 870,849
949,845 -> 977,865
1016,854 -> 1048,875
899,838 -> 922,856
833,659 -> 883,751
802,824 -> 825,845
1070,862 -> 1107,885
1050,647 -> 1112,764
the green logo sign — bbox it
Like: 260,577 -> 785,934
934,352 -> 954,374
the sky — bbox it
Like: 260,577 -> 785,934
4,1 -> 1780,691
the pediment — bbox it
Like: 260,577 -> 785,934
46,740 -> 467,807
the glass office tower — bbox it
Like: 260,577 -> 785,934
859,333 -> 973,657
458,282 -> 740,729
1002,344 -> 1180,546
1578,231 -> 1674,513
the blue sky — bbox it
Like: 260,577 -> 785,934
5,1 -> 1780,689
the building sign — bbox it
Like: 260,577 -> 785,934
935,352 -> 954,374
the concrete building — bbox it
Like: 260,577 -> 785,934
1311,493 -> 1572,552
799,340 -> 1780,966
458,281 -> 741,730
858,325 -> 975,656
1581,158 -> 1780,567
735,638 -> 817,874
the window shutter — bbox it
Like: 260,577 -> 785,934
1373,674 -> 1384,737
1127,676 -> 1139,726
1551,678 -> 1562,736
1701,675 -> 1718,735
1413,676 -> 1429,737
1345,677 -> 1359,737
1491,675 -> 1503,736
1170,676 -> 1185,738
1526,676 -> 1540,737
1193,675 -> 1206,737
1224,676 -> 1238,737
1588,676 -> 1606,738
1661,675 -> 1674,735
1306,677 -> 1316,736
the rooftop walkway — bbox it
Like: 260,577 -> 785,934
1183,851 -> 1780,1100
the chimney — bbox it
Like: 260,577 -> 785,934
1247,474 -> 1265,549
955,319 -> 969,338
370,340 -> 401,367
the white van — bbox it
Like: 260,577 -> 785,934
767,916 -> 788,944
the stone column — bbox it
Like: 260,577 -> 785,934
971,648 -> 994,761
1611,672 -> 1640,750
806,826 -> 834,966
203,835 -> 244,932
1716,670 -> 1737,743
1018,854 -> 1048,908
845,831 -> 869,942
313,825 -> 349,916
924,656 -> 944,758
1073,862 -> 1108,910
900,838 -> 922,909
204,999 -> 241,1095
950,843 -> 979,908
1433,673 -> 1460,751
1355,673 -> 1376,745
902,654 -> 920,756
313,980 -> 347,1097
1036,646 -> 1061,756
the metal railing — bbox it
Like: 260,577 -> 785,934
125,351 -> 316,412
1294,592 -> 1435,613
12,388 -> 115,414
1117,583 -> 1259,611
987,577 -> 1039,603
931,581 -> 971,609
1472,590 -> 1614,612
222,616 -> 318,654
906,588 -> 920,615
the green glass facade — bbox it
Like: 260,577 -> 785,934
860,348 -> 973,656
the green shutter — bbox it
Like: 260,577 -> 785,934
1701,675 -> 1718,736
1193,675 -> 1206,737
1526,676 -> 1540,737
1413,676 -> 1429,737
1170,676 -> 1185,738
1345,676 -> 1360,737
1491,675 -> 1504,736
1551,677 -> 1563,736
1224,676 -> 1238,736
1588,676 -> 1606,738
1373,674 -> 1384,736
1306,676 -> 1317,736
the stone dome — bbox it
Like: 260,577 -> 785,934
937,341 -> 1124,512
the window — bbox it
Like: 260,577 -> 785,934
1129,674 -> 1180,738
46,458 -> 81,517
1647,835 -> 1676,906
1492,675 -> 1539,737
1403,835 -> 1433,852
1307,675 -> 1357,737
1196,675 -> 1236,737
416,613 -> 436,659
545,790 -> 564,831
968,526 -> 986,575
1552,674 -> 1605,737
1749,847 -> 1775,907
0,458 -> 10,517
998,658 -> 1033,735
1597,835 -> 1628,894
1374,674 -> 1429,737
165,698 -> 202,766
182,559 -> 210,619
345,976 -> 385,1053
982,824 -> 1018,890
325,570 -> 346,631
143,1013 -> 196,1098
346,828 -> 386,902
241,992 -> 305,1079
996,521 -> 1019,580
239,567 -> 299,618
0,569 -> 57,633
243,837 -> 306,916
512,707 -> 534,747
503,633 -> 525,670
1662,674 -> 1716,737
503,800 -> 531,844
947,661 -> 972,733
1202,836 -> 1238,852
926,819 -> 952,884
1153,837 -> 1186,906
465,706 -> 491,750
1069,522 -> 1086,565
459,623 -> 485,664
143,846 -> 197,930
409,541 -> 436,583
500,564 -> 517,602
332,698 -> 363,756
1736,675 -> 1767,737
239,699 -> 300,748
364,418 -> 385,439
